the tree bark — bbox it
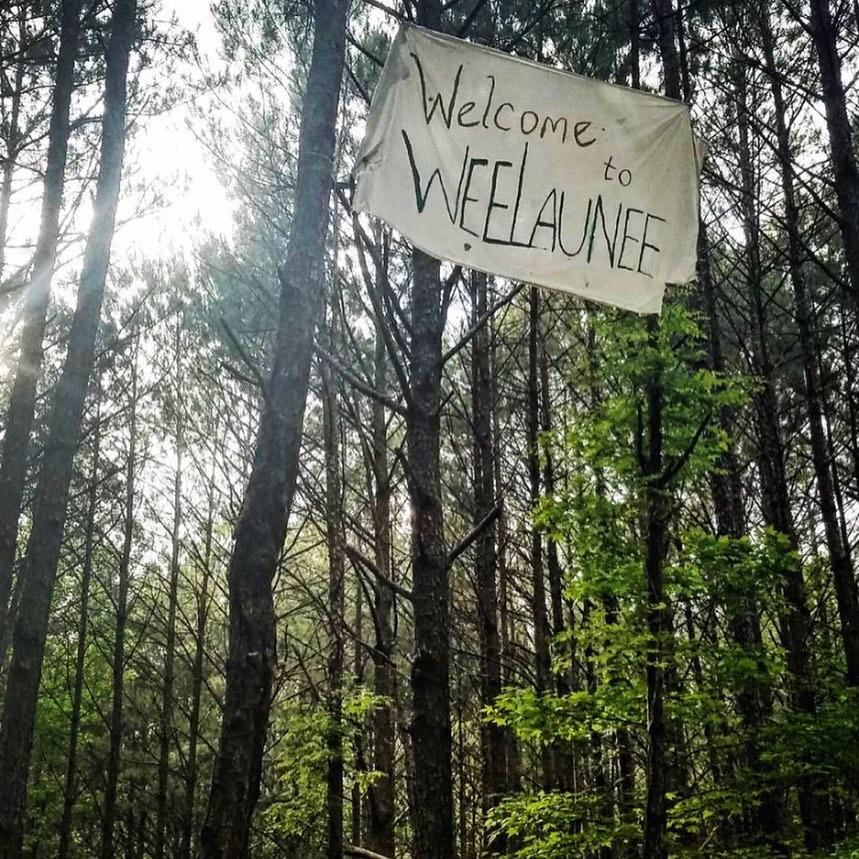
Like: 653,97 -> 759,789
0,1 -> 136,851
199,0 -> 348,853
0,0 -> 84,654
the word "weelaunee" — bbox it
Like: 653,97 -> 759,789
401,130 -> 665,277
411,52 -> 599,147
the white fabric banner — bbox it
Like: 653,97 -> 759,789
353,25 -> 703,314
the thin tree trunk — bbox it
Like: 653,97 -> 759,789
0,4 -> 26,282
367,321 -> 396,859
101,342 -> 138,859
155,394 -> 183,858
527,288 -> 555,789
0,1 -> 136,851
199,0 -> 348,853
0,0 -> 84,653
323,334 -> 345,859
58,381 -> 102,859
492,324 -> 521,796
470,272 -> 505,835
181,456 -> 215,859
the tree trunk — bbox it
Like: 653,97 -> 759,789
58,381 -> 102,859
808,0 -> 859,308
0,0 -> 84,653
0,4 -> 26,282
470,272 -> 506,832
734,31 -> 828,848
181,455 -> 215,859
199,0 -> 348,853
644,4 -> 679,856
492,323 -> 521,796
407,240 -> 453,859
366,322 -> 396,859
0,1 -> 136,851
155,400 -> 183,858
760,5 -> 859,688
322,335 -> 345,859
527,288 -> 555,789
101,342 -> 138,859
403,5 -> 454,855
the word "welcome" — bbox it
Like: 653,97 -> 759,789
410,53 -> 600,147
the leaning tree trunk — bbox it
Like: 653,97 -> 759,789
0,1 -> 136,852
199,0 -> 348,854
101,343 -> 138,859
0,0 -> 84,652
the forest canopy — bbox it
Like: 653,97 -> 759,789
1,1 -> 859,858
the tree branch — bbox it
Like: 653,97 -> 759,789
447,503 -> 501,568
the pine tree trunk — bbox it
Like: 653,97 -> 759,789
155,414 -> 183,858
644,4 -> 679,856
181,459 -> 215,859
322,339 -> 345,859
367,324 -> 396,859
0,5 -> 25,282
734,33 -> 828,848
403,6 -> 454,855
759,7 -> 859,688
58,382 -> 102,859
0,0 -> 84,651
527,288 -> 555,788
470,272 -> 506,832
101,344 -> 138,859
0,1 -> 136,851
698,210 -> 785,847
492,329 -> 521,796
199,0 -> 348,853
407,239 -> 453,859
808,0 -> 859,307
